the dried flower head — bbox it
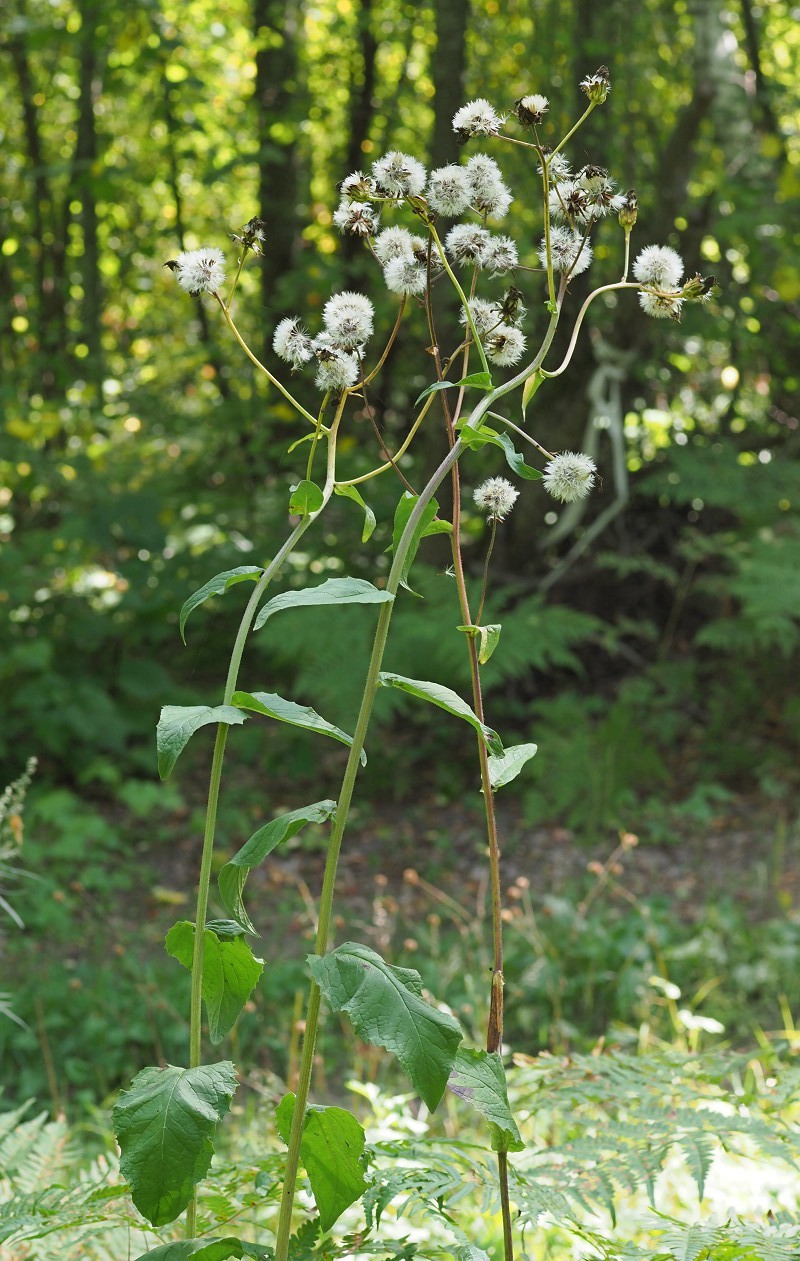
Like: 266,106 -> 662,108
372,151 -> 427,198
639,291 -> 684,321
580,65 -> 610,104
273,317 -> 314,368
231,217 -> 267,255
465,154 -> 512,219
540,151 -> 572,185
322,291 -> 374,349
333,199 -> 380,237
543,452 -> 597,503
452,98 -> 503,144
633,244 -> 685,288
426,165 -> 472,217
514,94 -> 549,126
539,225 -> 593,277
340,171 -> 377,200
170,248 -> 226,296
618,189 -> 638,231
474,476 -> 520,520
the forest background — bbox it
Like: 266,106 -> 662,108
1,0 -> 800,1115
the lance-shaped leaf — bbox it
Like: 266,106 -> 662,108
113,1062 -> 237,1227
521,367 -> 545,417
231,692 -> 366,766
179,567 -> 264,644
334,484 -> 377,542
289,479 -> 324,516
157,706 -> 246,781
448,1047 -> 525,1153
457,623 -> 502,665
457,421 -> 542,480
275,1093 -> 369,1231
487,742 -> 538,790
390,493 -> 450,591
377,673 -> 503,756
219,799 -> 337,933
308,942 -> 462,1110
254,577 -> 393,631
165,922 -> 264,1044
415,370 -> 493,406
134,1241 -> 271,1261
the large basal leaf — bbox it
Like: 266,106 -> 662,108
179,567 -> 264,644
390,492 -> 448,591
157,706 -> 246,780
487,742 -> 538,790
165,922 -> 264,1044
134,1240 -> 271,1261
231,692 -> 366,765
334,484 -> 377,542
275,1093 -> 369,1231
377,673 -> 503,756
218,800 -> 337,933
448,1047 -> 525,1153
113,1062 -> 237,1226
254,576 -> 393,631
308,942 -> 462,1111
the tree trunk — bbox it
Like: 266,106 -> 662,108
430,0 -> 470,168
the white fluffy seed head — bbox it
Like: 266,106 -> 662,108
173,248 -> 226,295
383,255 -> 427,297
465,154 -> 512,219
313,347 -> 360,392
371,151 -> 427,198
372,226 -> 416,265
452,98 -> 503,139
273,317 -> 314,367
480,235 -> 519,274
485,324 -> 526,366
322,291 -> 375,349
459,298 -> 502,338
639,291 -> 684,321
539,225 -> 593,277
333,199 -> 380,237
633,244 -> 685,289
515,94 -> 549,125
543,452 -> 597,503
473,476 -> 520,520
427,165 -> 473,217
445,223 -> 490,267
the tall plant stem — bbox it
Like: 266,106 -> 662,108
185,406 -> 345,1240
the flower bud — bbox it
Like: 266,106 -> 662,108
618,190 -> 638,231
580,65 -> 610,105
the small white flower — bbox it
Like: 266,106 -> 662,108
371,151 -> 427,198
633,244 -> 685,289
452,98 -> 503,140
639,291 -> 684,321
427,165 -> 472,217
322,291 -> 375,349
445,223 -> 490,266
474,476 -> 520,520
485,324 -> 526,366
333,199 -> 380,237
539,226 -> 593,277
459,298 -> 502,338
273,317 -> 314,367
543,452 -> 597,503
465,154 -> 512,219
372,226 -> 417,265
383,255 -> 427,297
173,248 -> 226,295
516,94 -> 549,124
480,234 -> 518,274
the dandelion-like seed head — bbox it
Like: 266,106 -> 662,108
498,287 -> 526,326
383,255 -> 427,297
480,234 -> 519,275
322,291 -> 374,349
452,98 -> 503,144
371,151 -> 427,198
580,65 -> 610,104
548,181 -> 590,225
514,94 -> 549,126
539,151 -> 572,185
639,291 -> 684,321
473,477 -> 520,521
273,317 -> 314,368
459,298 -> 502,338
465,154 -> 512,219
633,244 -> 685,289
171,247 -> 226,296
485,324 -> 526,367
340,171 -> 377,200
312,339 -> 361,392
427,165 -> 472,217
333,199 -> 380,237
445,223 -> 490,267
539,225 -> 593,277
543,452 -> 597,503
372,226 -> 417,265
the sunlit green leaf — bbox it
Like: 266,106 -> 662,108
231,692 -> 365,765
415,371 -> 493,406
156,706 -> 246,780
377,673 -> 503,755
275,1093 -> 369,1230
134,1239 -> 270,1260
487,742 -> 538,789
165,921 -> 264,1044
334,483 -> 378,542
448,1047 -> 525,1153
179,568 -> 264,644
289,480 -> 324,516
254,577 -> 392,631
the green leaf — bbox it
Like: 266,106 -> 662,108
165,922 -> 264,1044
415,371 -> 493,406
492,431 -> 542,481
275,1094 -> 368,1230
334,484 -> 378,542
157,706 -> 246,780
457,420 -> 542,479
448,1048 -> 525,1153
254,577 -> 393,631
390,493 -> 445,591
179,568 -> 263,644
134,1240 -> 271,1261
218,800 -> 337,933
487,742 -> 538,790
457,623 -> 502,664
113,1062 -> 237,1227
289,480 -> 324,516
521,367 -> 545,417
308,942 -> 462,1110
231,692 -> 366,766
377,673 -> 503,756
